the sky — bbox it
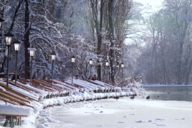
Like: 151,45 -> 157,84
135,0 -> 164,12
124,0 -> 164,46
134,0 -> 164,17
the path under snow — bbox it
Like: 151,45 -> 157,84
37,98 -> 192,128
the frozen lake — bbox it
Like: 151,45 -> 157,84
144,85 -> 192,101
37,97 -> 192,128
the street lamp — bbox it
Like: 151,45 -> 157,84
71,56 -> 75,63
89,59 -> 93,65
121,63 -> 125,81
51,51 -> 56,84
28,48 -> 36,85
0,17 -> 4,29
105,61 -> 109,67
5,32 -> 14,87
14,40 -> 20,86
71,56 -> 75,85
89,59 -> 93,78
0,18 -> 4,75
116,63 -> 120,68
121,63 -> 124,68
105,61 -> 110,82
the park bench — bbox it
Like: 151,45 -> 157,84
31,80 -> 55,92
0,105 -> 29,128
8,80 -> 40,94
0,91 -> 31,107
0,82 -> 38,101
39,80 -> 64,91
65,80 -> 85,89
53,80 -> 79,90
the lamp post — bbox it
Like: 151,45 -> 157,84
121,63 -> 124,81
105,61 -> 110,82
28,48 -> 36,85
5,32 -> 14,87
0,18 -> 4,74
14,40 -> 20,86
71,56 -> 75,85
0,17 -> 4,29
51,51 -> 56,84
89,59 -> 93,78
116,62 -> 120,75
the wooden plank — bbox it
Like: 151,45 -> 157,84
0,91 -> 30,107
39,80 -> 64,91
53,80 -> 78,90
8,81 -> 39,94
0,96 -> 18,105
0,82 -> 37,101
64,81 -> 83,89
32,80 -> 55,92
1,90 -> 30,103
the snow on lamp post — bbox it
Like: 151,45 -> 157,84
5,32 -> 14,87
89,59 -> 93,78
28,48 -> 36,85
71,56 -> 75,85
14,40 -> 20,86
51,51 -> 56,84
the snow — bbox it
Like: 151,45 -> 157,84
0,79 -> 140,128
65,79 -> 97,90
53,80 -> 79,90
0,81 -> 40,101
0,104 -> 30,116
19,82 -> 48,96
92,80 -> 113,87
37,98 -> 192,128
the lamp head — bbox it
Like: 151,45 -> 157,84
105,61 -> 109,67
14,40 -> 21,51
89,59 -> 93,65
51,51 -> 56,61
5,32 -> 14,46
71,56 -> 76,63
121,63 -> 124,68
28,48 -> 36,57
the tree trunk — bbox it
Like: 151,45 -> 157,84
24,0 -> 30,79
96,0 -> 104,81
108,0 -> 115,84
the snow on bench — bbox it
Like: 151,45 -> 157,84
0,81 -> 40,101
65,79 -> 98,90
0,105 -> 30,116
18,82 -> 47,96
90,80 -> 122,91
53,83 -> 74,92
53,80 -> 79,90
91,80 -> 113,87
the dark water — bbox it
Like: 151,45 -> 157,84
144,85 -> 192,101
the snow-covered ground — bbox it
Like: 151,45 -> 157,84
36,98 -> 192,128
